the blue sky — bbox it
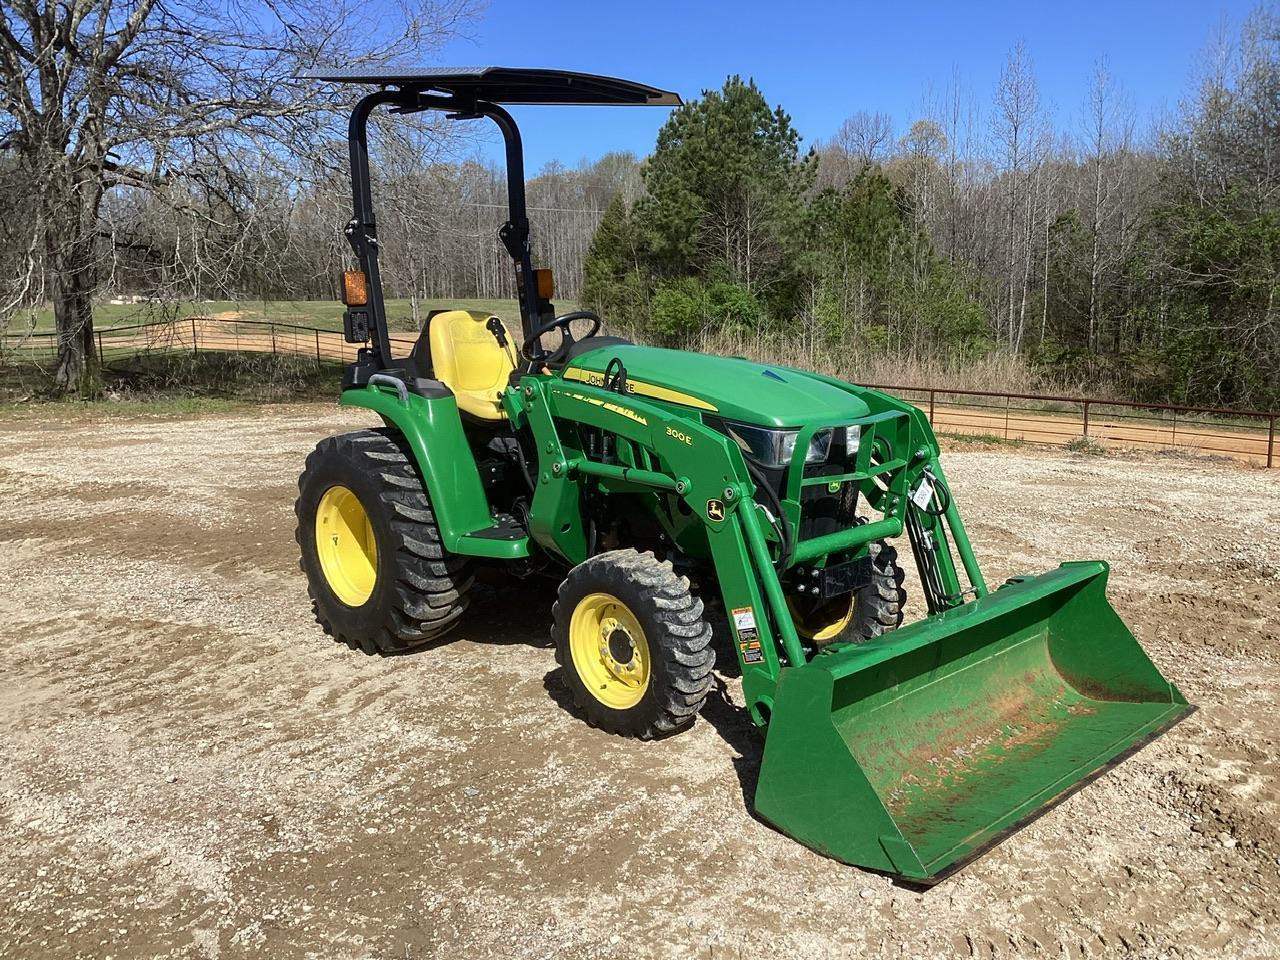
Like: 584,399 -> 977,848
433,0 -> 1256,171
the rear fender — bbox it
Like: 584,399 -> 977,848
339,383 -> 493,552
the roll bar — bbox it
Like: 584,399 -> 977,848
344,90 -> 544,368
315,67 -> 680,371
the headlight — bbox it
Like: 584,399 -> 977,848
724,422 -> 798,467
723,423 -> 842,467
806,428 -> 833,464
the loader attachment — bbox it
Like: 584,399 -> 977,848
753,561 -> 1191,884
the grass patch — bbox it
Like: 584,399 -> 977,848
938,431 -> 1027,448
0,350 -> 347,409
1064,435 -> 1107,455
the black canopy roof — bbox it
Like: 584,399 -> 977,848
303,66 -> 682,107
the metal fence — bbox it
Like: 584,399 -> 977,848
3,317 -> 1276,468
1,317 -> 419,367
860,382 -> 1277,469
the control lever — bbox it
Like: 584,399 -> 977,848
486,316 -> 509,348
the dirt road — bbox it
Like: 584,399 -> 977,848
1,406 -> 1277,959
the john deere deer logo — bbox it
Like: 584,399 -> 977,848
706,499 -> 725,522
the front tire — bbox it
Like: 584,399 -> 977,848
552,550 -> 714,739
789,540 -> 907,647
295,428 -> 472,655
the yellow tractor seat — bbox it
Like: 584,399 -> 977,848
426,310 -> 518,420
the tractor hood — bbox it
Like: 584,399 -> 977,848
561,344 -> 870,427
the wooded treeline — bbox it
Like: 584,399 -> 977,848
584,10 -> 1280,409
2,1 -> 1276,407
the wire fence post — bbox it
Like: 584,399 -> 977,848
191,317 -> 198,355
1268,415 -> 1276,469
96,331 -> 104,363
315,329 -> 321,364
1003,394 -> 1011,440
270,323 -> 277,355
1171,410 -> 1178,448
928,389 -> 935,424
1082,400 -> 1090,437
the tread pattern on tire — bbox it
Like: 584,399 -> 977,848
296,428 -> 472,655
848,540 -> 906,642
553,549 -> 715,740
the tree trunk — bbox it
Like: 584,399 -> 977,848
47,180 -> 105,397
1089,156 -> 1103,352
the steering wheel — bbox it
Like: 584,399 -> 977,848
521,310 -> 602,363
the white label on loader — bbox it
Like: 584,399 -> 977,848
911,478 -> 935,510
733,606 -> 763,663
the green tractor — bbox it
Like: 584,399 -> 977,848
296,67 -> 1192,883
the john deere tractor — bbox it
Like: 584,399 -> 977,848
295,67 -> 1191,883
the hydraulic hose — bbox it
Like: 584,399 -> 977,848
743,458 -> 792,571
918,467 -> 954,518
512,431 -> 537,494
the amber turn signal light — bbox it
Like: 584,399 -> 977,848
535,268 -> 555,300
342,270 -> 369,306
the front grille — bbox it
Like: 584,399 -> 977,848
798,474 -> 859,542
797,428 -> 859,544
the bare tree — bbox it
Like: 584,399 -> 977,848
928,68 -> 982,265
835,111 -> 894,169
0,0 -> 476,394
992,41 -> 1045,349
1081,59 -> 1135,351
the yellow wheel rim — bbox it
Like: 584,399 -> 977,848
568,592 -> 651,710
315,485 -> 378,607
788,593 -> 855,643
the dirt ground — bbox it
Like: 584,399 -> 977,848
0,405 -> 1277,959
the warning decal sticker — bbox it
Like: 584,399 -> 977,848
732,606 -> 763,663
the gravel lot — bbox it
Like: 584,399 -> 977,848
0,404 -> 1276,959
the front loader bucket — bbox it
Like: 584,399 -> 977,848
753,561 -> 1192,884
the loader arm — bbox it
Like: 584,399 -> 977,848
507,373 -> 796,712
505,373 -> 960,719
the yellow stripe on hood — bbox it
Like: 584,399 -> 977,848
562,367 -> 719,412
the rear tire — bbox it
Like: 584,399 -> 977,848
552,549 -> 714,739
296,428 -> 472,655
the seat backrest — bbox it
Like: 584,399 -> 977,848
427,310 -> 516,420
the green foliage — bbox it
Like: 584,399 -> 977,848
1135,8 -> 1280,409
1043,209 -> 1092,345
649,276 -> 763,341
582,195 -> 647,329
638,75 -> 813,290
582,77 -> 991,361
805,168 -> 989,354
1145,189 -> 1280,407
582,76 -> 821,342
579,30 -> 1280,410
